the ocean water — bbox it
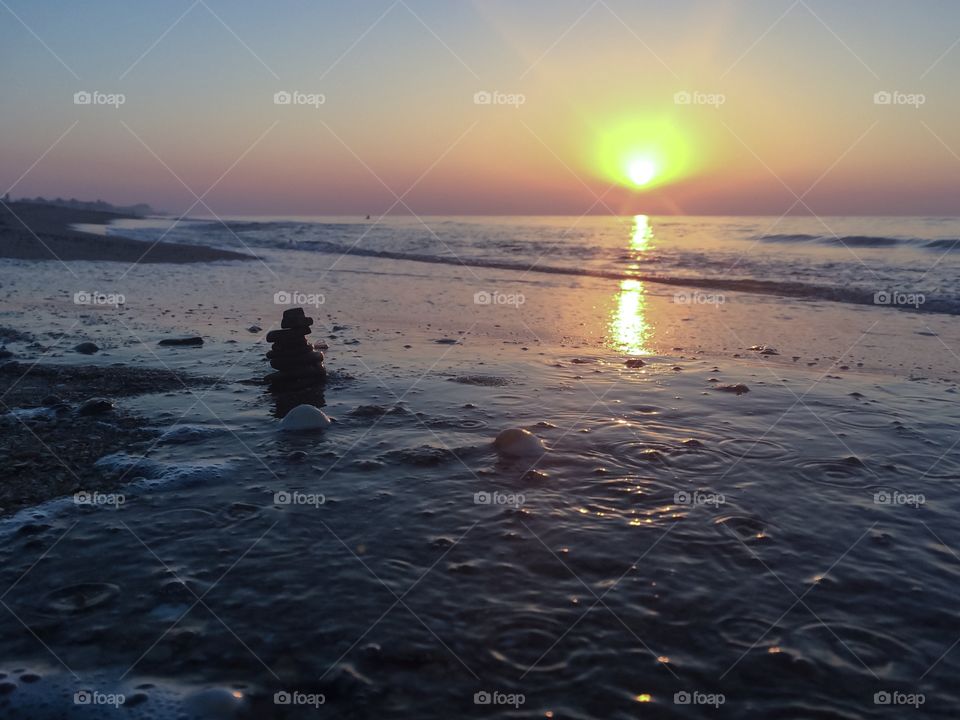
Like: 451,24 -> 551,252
98,214 -> 960,313
1,216 -> 960,718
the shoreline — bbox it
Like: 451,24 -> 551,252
0,201 -> 252,263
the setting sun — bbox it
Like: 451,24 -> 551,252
628,158 -> 657,186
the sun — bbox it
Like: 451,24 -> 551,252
628,158 -> 657,187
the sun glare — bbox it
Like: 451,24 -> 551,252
628,159 -> 656,186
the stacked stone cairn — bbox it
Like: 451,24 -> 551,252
265,308 -> 326,390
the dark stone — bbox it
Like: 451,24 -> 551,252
270,351 -> 324,372
266,328 -> 310,343
266,346 -> 311,360
77,398 -> 114,416
281,315 -> 314,329
158,337 -> 203,346
0,348 -> 13,360
625,358 -> 645,368
247,325 -> 262,333
74,342 -> 99,354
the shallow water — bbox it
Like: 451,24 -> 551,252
2,221 -> 960,718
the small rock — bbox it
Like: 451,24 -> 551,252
624,358 -> 645,368
158,337 -> 204,346
248,325 -> 262,333
74,342 -> 99,355
77,398 -> 114,416
279,404 -> 332,432
0,349 -> 13,360
715,384 -> 750,395
494,428 -> 545,458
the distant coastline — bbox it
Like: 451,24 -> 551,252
0,201 -> 251,263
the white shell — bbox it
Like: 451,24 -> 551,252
279,404 -> 332,431
494,428 -> 545,457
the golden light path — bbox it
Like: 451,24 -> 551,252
609,215 -> 654,355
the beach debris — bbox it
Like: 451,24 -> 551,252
158,336 -> 204,346
73,341 -> 99,355
715,383 -> 750,395
748,345 -> 780,355
494,428 -> 545,458
264,307 -> 326,391
77,397 -> 114,416
624,358 -> 645,368
278,404 -> 332,431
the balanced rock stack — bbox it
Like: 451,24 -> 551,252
265,308 -> 326,390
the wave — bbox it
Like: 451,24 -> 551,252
759,233 -> 902,247
297,239 -> 960,315
761,233 -> 960,250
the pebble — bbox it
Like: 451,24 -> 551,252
77,398 -> 114,416
715,384 -> 750,395
74,342 -> 99,354
494,428 -> 545,458
158,336 -> 203,346
279,404 -> 332,431
624,358 -> 645,368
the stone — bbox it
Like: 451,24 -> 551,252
77,398 -> 114,416
74,342 -> 99,354
279,404 -> 332,431
494,428 -> 545,458
266,328 -> 311,344
716,383 -> 750,395
158,336 -> 203,346
624,358 -> 645,368
265,307 -> 326,390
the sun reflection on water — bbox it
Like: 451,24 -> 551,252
609,215 -> 654,355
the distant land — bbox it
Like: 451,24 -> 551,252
2,194 -> 157,217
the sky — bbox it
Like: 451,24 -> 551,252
2,0 -> 960,216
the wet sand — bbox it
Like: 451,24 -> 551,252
0,202 -> 251,263
1,246 -> 959,718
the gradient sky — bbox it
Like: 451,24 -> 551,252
2,0 -> 960,215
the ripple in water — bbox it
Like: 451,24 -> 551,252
43,583 -> 119,614
795,458 -> 875,488
719,437 -> 793,460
